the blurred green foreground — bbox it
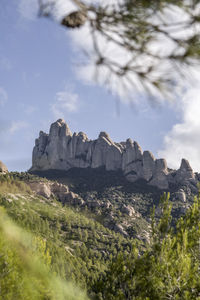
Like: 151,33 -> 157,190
0,206 -> 88,300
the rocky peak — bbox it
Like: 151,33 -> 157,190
180,158 -> 193,172
126,138 -> 133,148
142,151 -> 155,181
134,142 -> 143,160
98,131 -> 114,145
149,159 -> 169,189
77,131 -> 88,141
155,158 -> 168,172
39,131 -> 47,137
0,160 -> 8,174
30,119 -> 197,190
99,131 -> 110,139
49,119 -> 72,137
175,158 -> 195,183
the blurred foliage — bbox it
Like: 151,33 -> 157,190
0,207 -> 88,300
38,0 -> 200,97
1,172 -> 200,299
0,173 -> 135,297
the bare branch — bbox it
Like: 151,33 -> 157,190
37,0 -> 200,97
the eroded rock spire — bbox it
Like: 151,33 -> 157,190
30,119 -> 196,190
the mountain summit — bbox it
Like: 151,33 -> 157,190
30,119 -> 197,190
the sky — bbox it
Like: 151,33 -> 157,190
1,0 -> 200,172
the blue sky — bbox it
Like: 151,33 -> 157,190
1,0 -> 200,172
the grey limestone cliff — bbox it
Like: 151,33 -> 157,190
30,119 -> 197,190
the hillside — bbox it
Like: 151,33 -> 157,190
0,172 -> 135,297
30,167 -> 195,239
0,165 -> 200,299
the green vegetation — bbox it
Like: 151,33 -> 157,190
0,174 -> 134,297
1,172 -> 200,299
0,173 -> 32,194
31,168 -> 162,239
93,193 -> 200,299
31,168 -> 194,239
0,207 -> 88,300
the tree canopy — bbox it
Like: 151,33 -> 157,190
92,192 -> 200,299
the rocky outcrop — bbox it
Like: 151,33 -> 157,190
174,189 -> 186,202
0,161 -> 8,174
30,119 -> 197,190
174,159 -> 195,184
28,181 -> 52,198
121,204 -> 135,216
114,224 -> 128,236
149,159 -> 169,189
27,180 -> 84,205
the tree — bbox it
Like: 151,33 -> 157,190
38,0 -> 200,97
92,192 -> 200,299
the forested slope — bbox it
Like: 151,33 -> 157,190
1,172 -> 200,299
0,173 -> 134,299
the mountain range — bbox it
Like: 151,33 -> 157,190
30,119 -> 198,191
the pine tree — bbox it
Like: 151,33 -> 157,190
38,0 -> 200,96
93,192 -> 200,299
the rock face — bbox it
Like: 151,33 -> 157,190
121,204 -> 135,217
27,180 -> 84,205
149,159 -> 169,189
0,161 -> 8,174
30,119 -> 197,190
174,159 -> 195,183
174,189 -> 186,202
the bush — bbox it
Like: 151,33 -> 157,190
0,175 -> 31,194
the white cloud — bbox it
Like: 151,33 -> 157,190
52,0 -> 115,20
158,80 -> 200,172
67,8 -> 179,103
51,0 -> 76,21
0,87 -> 8,106
18,0 -> 159,104
17,0 -> 183,103
18,0 -> 197,105
69,25 -> 143,103
9,121 -> 29,134
66,2 -> 200,107
51,85 -> 79,119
